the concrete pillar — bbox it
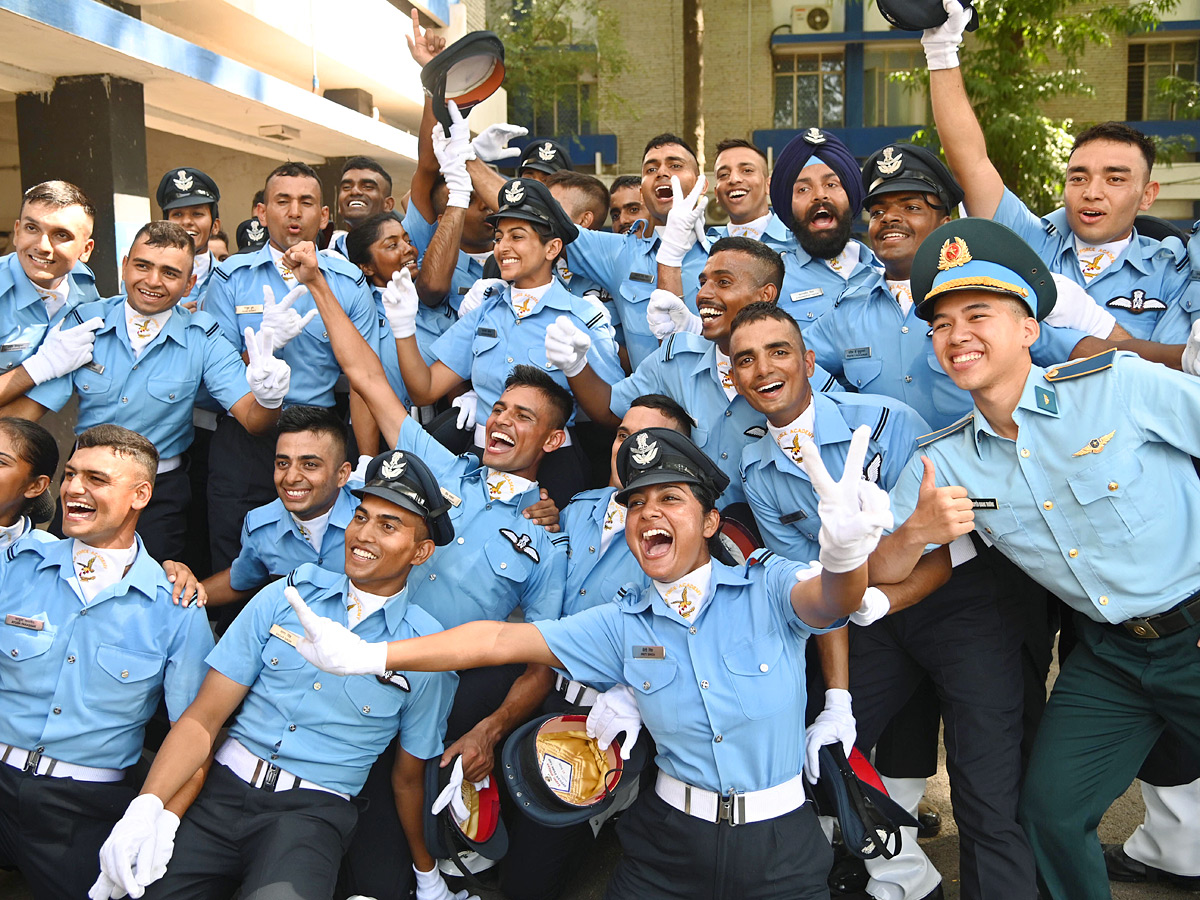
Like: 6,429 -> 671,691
16,74 -> 150,296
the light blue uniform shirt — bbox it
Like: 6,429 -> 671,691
401,204 -> 486,314
742,392 -> 927,563
210,564 -> 456,795
779,232 -> 880,331
706,212 -> 794,252
396,417 -> 566,630
368,285 -> 417,406
802,273 -> 1089,431
0,537 -> 213,769
28,298 -> 252,460
0,253 -> 100,373
889,351 -> 1200,624
609,332 -> 844,507
430,280 -> 622,425
229,485 -> 357,591
560,487 -> 647,617
556,257 -> 624,353
565,224 -> 709,367
205,245 -> 378,408
994,189 -> 1190,340
536,553 -> 842,795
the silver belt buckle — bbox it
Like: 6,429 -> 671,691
22,746 -> 43,774
717,790 -> 745,826
1123,617 -> 1160,639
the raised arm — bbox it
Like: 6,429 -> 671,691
405,9 -> 446,224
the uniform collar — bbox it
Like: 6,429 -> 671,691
763,393 -> 853,471
103,296 -> 189,347
475,467 -> 541,506
34,534 -> 165,604
970,364 -> 1058,454
4,253 -> 63,312
636,559 -> 751,620
340,575 -> 411,631
283,485 -> 357,544
1044,209 -> 1155,277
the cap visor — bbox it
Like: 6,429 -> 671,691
864,175 -> 948,205
615,471 -> 703,505
351,484 -> 429,521
485,207 -> 553,229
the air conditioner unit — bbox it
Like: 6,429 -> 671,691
792,1 -> 836,34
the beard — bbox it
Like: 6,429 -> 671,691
792,207 -> 853,260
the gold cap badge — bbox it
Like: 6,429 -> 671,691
937,237 -> 972,271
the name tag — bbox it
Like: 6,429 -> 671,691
628,272 -> 654,284
780,510 -> 808,524
790,288 -> 824,302
377,671 -> 411,692
970,498 -> 999,510
476,327 -> 498,338
845,346 -> 872,360
83,361 -> 105,374
269,623 -> 301,646
0,342 -> 30,353
4,614 -> 43,631
440,487 -> 462,508
632,645 -> 665,660
235,304 -> 264,315
458,286 -> 471,295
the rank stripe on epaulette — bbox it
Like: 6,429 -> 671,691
664,333 -> 678,361
286,570 -> 297,588
205,323 -> 220,337
871,408 -> 890,443
1176,255 -> 1189,272
213,267 -> 232,281
916,414 -> 973,448
821,374 -> 838,392
1044,348 -> 1117,382
4,546 -> 15,563
586,313 -> 604,329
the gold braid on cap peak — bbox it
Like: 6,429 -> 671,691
926,276 -> 1030,300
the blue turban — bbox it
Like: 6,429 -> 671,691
769,128 -> 864,229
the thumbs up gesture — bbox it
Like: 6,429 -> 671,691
905,456 -> 974,546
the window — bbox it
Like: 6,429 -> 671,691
864,47 -> 927,127
511,77 -> 596,137
773,52 -> 845,129
1127,40 -> 1199,120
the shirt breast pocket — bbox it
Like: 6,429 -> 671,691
0,323 -> 47,371
616,282 -> 652,337
260,636 -> 307,674
88,643 -> 164,715
1066,447 -> 1146,544
976,503 -> 1045,566
343,675 -> 404,721
843,357 -> 883,391
722,631 -> 793,719
623,657 -> 679,734
76,370 -> 114,399
484,535 -> 533,585
302,314 -> 331,344
147,377 -> 192,406
0,623 -> 56,692
471,330 -> 501,358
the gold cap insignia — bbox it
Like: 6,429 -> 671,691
937,237 -> 972,271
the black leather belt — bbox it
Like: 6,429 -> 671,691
1121,591 -> 1200,639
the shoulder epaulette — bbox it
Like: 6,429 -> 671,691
5,545 -> 15,563
746,547 -> 775,570
206,322 -> 220,338
586,312 -> 605,329
1175,253 -> 1190,272
871,407 -> 890,443
1044,349 -> 1117,382
550,533 -> 570,546
243,502 -> 279,532
321,253 -> 367,285
917,414 -> 974,449
1044,221 -> 1058,237
614,581 -> 651,612
214,253 -> 257,279
663,333 -> 678,361
821,372 -> 838,392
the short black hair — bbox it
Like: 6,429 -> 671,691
264,162 -> 323,196
504,364 -> 574,431
277,405 -> 350,465
709,236 -> 785,294
715,138 -> 768,166
610,175 -> 642,194
546,171 -> 610,223
22,181 -> 96,222
252,190 -> 265,209
340,157 -> 394,194
629,394 -> 694,436
345,210 -> 405,268
1072,122 -> 1156,173
76,424 -> 159,488
643,133 -> 698,163
130,221 -> 196,258
212,229 -> 230,245
728,300 -> 805,347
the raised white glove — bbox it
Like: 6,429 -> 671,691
472,123 -> 529,163
382,269 -> 419,339
434,131 -> 475,210
22,316 -> 105,385
452,390 -> 478,431
1183,319 -> 1200,377
803,689 -> 856,784
800,425 -> 894,573
261,284 -> 318,351
921,0 -> 973,70
646,289 -> 702,342
431,755 -> 492,824
544,315 -> 592,378
285,586 -> 388,676
458,278 -> 507,317
1044,274 -> 1115,338
91,794 -> 178,899
351,454 -> 372,484
586,684 -> 642,760
413,863 -> 478,900
655,175 -> 708,268
244,327 -> 290,409
851,586 -> 891,627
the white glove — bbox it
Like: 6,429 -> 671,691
352,454 -> 372,484
586,684 -> 642,760
1183,319 -> 1200,377
413,863 -> 478,900
921,0 -> 973,70
91,794 -> 179,899
544,315 -> 592,378
458,278 -> 507,317
431,755 -> 492,824
851,586 -> 891,627
800,425 -> 894,573
432,101 -> 476,209
646,289 -> 702,342
261,284 -> 318,351
22,316 -> 105,385
381,269 -> 419,339
1044,274 -> 1115,338
285,586 -> 388,676
452,390 -> 478,431
803,689 -> 856,784
244,326 -> 291,409
472,123 -> 529,163
655,175 -> 708,268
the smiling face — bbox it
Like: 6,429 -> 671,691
609,185 -> 645,235
361,219 -> 417,287
624,482 -> 720,582
258,174 -> 329,251
714,147 -> 770,224
492,218 -> 560,288
609,406 -> 687,488
13,201 -> 95,290
0,429 -> 49,529
166,204 -> 218,255
789,163 -> 853,259
729,317 -> 816,426
1063,139 -> 1159,245
274,429 -> 352,520
641,143 -> 701,225
343,494 -> 435,596
866,193 -> 950,281
338,168 -> 393,228
930,291 -> 1038,396
60,446 -> 151,548
481,385 -> 566,480
122,237 -> 196,315
695,250 -> 777,353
